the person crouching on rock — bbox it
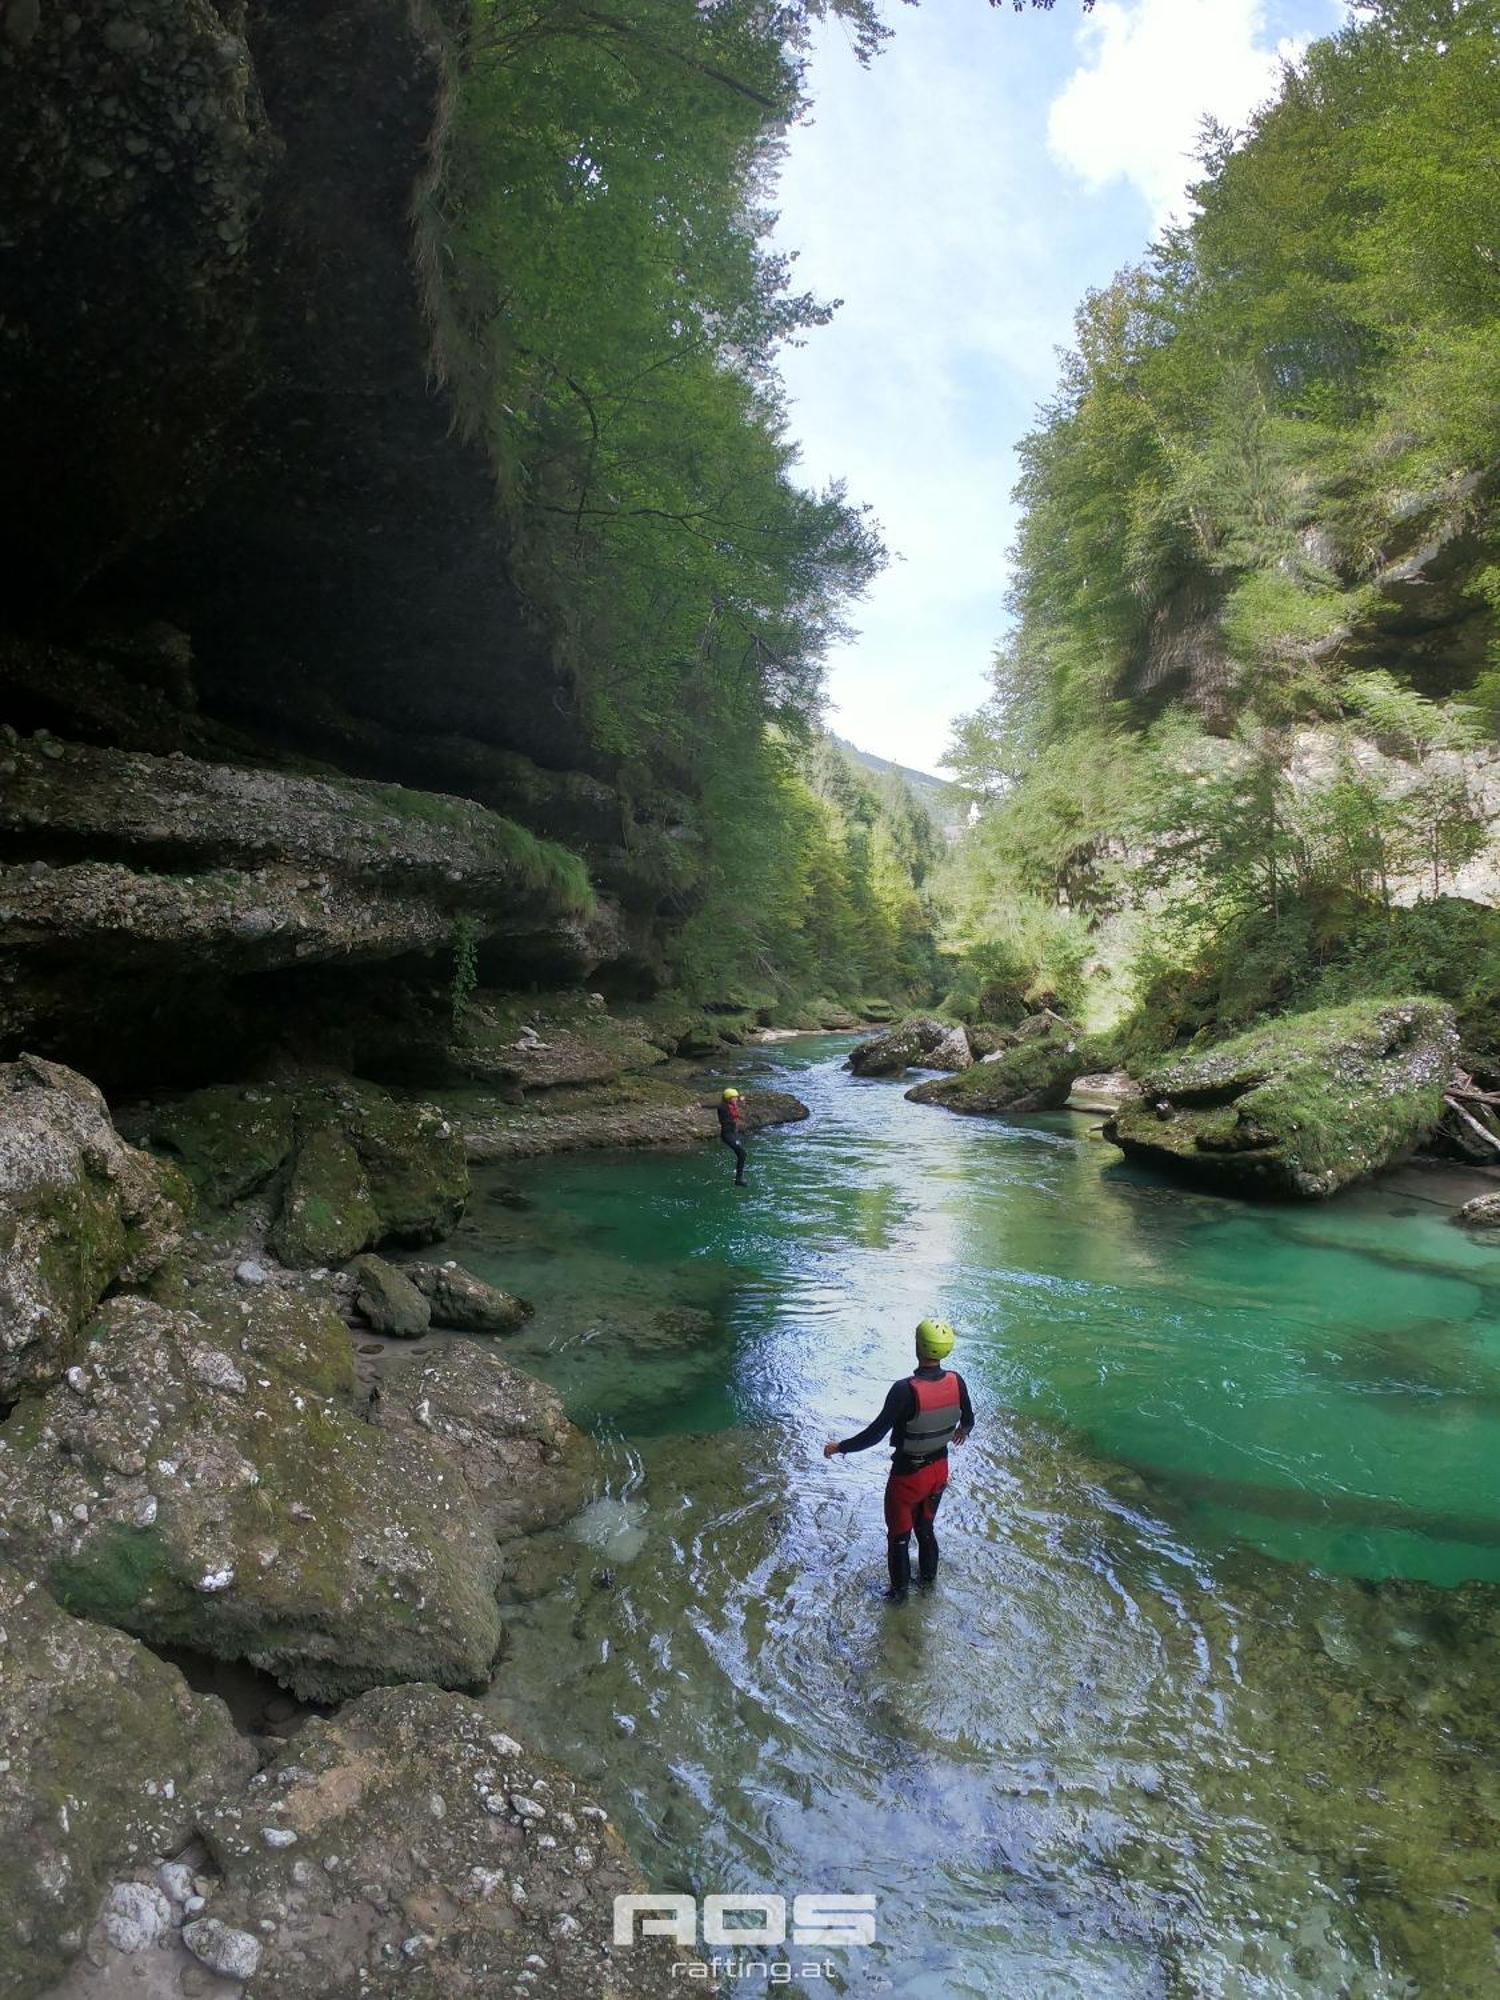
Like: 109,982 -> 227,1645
823,1319 -> 973,1603
717,1086 -> 747,1185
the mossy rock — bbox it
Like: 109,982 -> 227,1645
144,1085 -> 297,1207
1106,996 -> 1457,1198
268,1123 -> 380,1267
1,1056 -> 189,1398
906,1029 -> 1104,1114
0,1566 -> 254,1999
0,1289 -> 506,1700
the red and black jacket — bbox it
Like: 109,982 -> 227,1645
835,1364 -> 974,1474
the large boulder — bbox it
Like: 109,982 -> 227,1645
187,1685 -> 685,2000
1454,1191 -> 1500,1230
0,1290 -> 508,1700
0,1056 -> 189,1399
406,1260 -> 531,1332
1067,1070 -> 1144,1114
371,1343 -> 598,1543
846,1016 -> 948,1076
906,1027 -> 1104,1115
926,1025 -> 974,1073
1105,997 -> 1458,1198
350,1253 -> 431,1337
0,1564 -> 253,1999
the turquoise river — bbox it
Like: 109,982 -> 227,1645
429,1036 -> 1500,1997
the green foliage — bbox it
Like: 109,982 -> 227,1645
941,0 -> 1500,1046
450,916 -> 481,1033
424,0 -> 887,971
666,732 -> 943,1008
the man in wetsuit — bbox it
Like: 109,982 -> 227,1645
717,1086 -> 747,1185
823,1319 -> 973,1602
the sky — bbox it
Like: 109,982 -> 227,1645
770,0 -> 1348,776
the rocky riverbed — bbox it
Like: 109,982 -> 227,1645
0,988 -> 816,1997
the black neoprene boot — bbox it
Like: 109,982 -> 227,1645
915,1525 -> 939,1586
885,1534 -> 911,1602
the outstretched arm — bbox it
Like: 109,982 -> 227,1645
823,1382 -> 909,1459
953,1372 -> 975,1444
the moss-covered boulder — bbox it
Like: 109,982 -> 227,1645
406,1259 -> 530,1332
0,1565 -> 253,1999
0,1056 -> 189,1399
269,1122 -> 382,1266
847,1016 -> 947,1076
1105,997 -> 1457,1198
145,1074 -> 468,1267
350,1253 -> 430,1336
0,1289 -> 506,1699
906,1027 -> 1105,1115
191,1685 -> 685,2000
143,1084 -> 297,1208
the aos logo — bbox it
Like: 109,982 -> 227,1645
613,1893 -> 878,1949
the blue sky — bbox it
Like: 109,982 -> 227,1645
771,0 -> 1347,774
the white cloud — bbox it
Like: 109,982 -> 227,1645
1047,0 -> 1305,228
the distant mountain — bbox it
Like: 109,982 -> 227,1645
830,734 -> 965,832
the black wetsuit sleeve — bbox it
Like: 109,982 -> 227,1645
836,1380 -> 915,1455
956,1372 -> 975,1433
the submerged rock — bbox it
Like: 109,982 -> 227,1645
906,1028 -> 1103,1115
350,1253 -> 430,1337
0,1056 -> 189,1399
190,1684 -> 684,1998
846,1016 -> 947,1076
1105,997 -> 1457,1198
406,1259 -> 530,1332
0,1565 -> 253,1997
0,1290 -> 507,1699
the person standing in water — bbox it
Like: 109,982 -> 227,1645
717,1086 -> 747,1185
823,1319 -> 973,1602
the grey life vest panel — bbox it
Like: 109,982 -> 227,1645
902,1370 -> 961,1463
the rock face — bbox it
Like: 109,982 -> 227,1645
190,1684 -> 685,1999
0,1565 -> 253,1999
927,1025 -> 974,1073
142,1076 -> 468,1269
0,1056 -> 188,1399
465,1085 -> 810,1163
1066,1070 -> 1144,1114
0,1289 -> 519,1700
846,1016 -> 948,1076
407,1260 -> 531,1333
1106,997 -> 1458,1198
370,1343 -> 597,1543
907,1027 -> 1102,1115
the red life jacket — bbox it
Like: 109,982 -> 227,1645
902,1369 -> 961,1463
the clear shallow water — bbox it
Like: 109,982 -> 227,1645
445,1039 -> 1500,1995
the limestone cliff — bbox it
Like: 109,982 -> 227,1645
0,0 -> 672,1084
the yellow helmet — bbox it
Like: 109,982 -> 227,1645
915,1318 -> 956,1361
722,1087 -> 740,1101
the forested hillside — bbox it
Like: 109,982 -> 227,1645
945,0 -> 1500,1047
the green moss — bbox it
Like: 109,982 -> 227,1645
268,1123 -> 380,1267
907,1030 -> 1110,1115
146,1087 -> 296,1208
51,1524 -> 173,1626
1112,996 -> 1457,1197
